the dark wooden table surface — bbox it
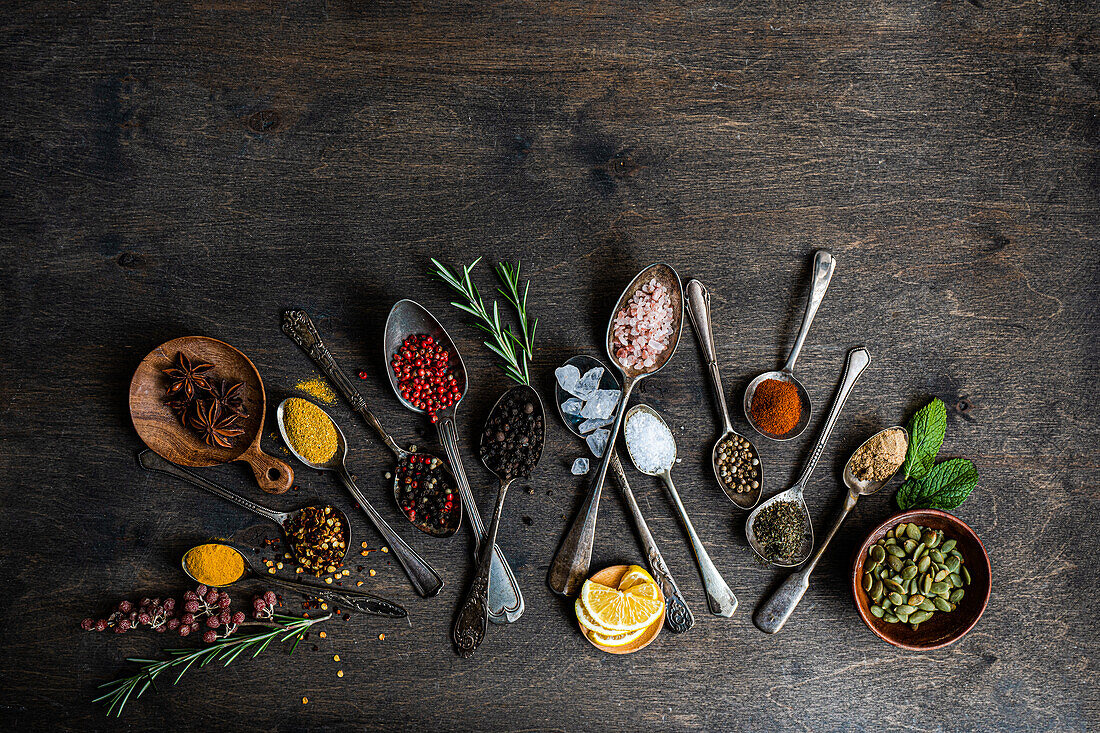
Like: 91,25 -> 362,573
2,0 -> 1097,730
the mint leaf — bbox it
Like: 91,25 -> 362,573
897,458 -> 978,511
902,398 -> 947,480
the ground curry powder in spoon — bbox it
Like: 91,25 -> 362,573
283,397 -> 338,465
184,544 -> 246,586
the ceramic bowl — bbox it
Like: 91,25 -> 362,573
852,509 -> 990,650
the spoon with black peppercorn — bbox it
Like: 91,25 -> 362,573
181,540 -> 407,618
743,250 -> 835,441
753,425 -> 908,634
384,299 -> 524,623
138,449 -> 352,570
685,279 -> 764,509
276,399 -> 445,599
453,384 -> 544,657
745,347 -> 870,568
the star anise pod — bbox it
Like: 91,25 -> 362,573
207,379 -> 248,418
165,397 -> 193,424
163,352 -> 215,401
189,400 -> 244,448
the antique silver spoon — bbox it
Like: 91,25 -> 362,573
453,385 -> 544,657
547,263 -> 684,598
685,279 -> 764,510
555,354 -> 694,633
754,425 -> 908,633
745,347 -> 871,567
276,398 -> 444,598
137,449 -> 352,568
743,250 -> 835,440
624,404 -> 738,617
181,541 -> 407,618
281,309 -> 462,538
383,299 -> 524,623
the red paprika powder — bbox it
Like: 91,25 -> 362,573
749,378 -> 801,435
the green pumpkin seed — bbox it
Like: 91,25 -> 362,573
901,565 -> 918,581
931,581 -> 951,596
917,556 -> 931,573
933,596 -> 951,612
930,550 -> 945,564
913,544 -> 927,560
888,592 -> 905,605
962,566 -> 971,585
908,594 -> 926,606
866,562 -> 881,577
949,588 -> 965,604
946,556 -> 961,573
883,612 -> 899,623
908,610 -> 933,624
940,539 -> 957,553
895,604 -> 916,615
861,572 -> 873,592
906,524 -> 922,541
887,544 -> 906,557
921,574 -> 933,595
894,522 -> 908,537
886,529 -> 895,539
902,539 -> 916,554
883,578 -> 904,594
887,555 -> 905,572
870,604 -> 885,618
870,545 -> 885,563
934,568 -> 950,582
920,531 -> 935,547
918,599 -> 936,612
884,538 -> 896,547
870,579 -> 884,601
895,608 -> 911,622
951,573 -> 964,588
882,598 -> 893,610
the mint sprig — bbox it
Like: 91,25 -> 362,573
895,398 -> 978,511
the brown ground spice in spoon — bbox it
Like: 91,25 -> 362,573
750,378 -> 801,435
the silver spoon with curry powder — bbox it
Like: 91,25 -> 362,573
138,449 -> 351,571
753,425 -> 908,634
452,384 -> 544,657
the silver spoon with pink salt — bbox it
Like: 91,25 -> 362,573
547,263 -> 684,597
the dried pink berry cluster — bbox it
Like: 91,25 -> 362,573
612,277 -> 674,370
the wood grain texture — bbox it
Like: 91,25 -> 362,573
0,0 -> 1097,730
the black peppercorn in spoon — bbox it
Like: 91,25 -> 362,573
137,449 -> 352,569
452,385 -> 544,657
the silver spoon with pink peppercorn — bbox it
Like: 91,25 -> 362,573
548,263 -> 684,597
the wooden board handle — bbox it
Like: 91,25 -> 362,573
238,443 -> 294,494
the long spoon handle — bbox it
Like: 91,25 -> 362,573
549,381 -> 635,596
609,450 -> 694,632
137,450 -> 285,525
453,479 -> 511,657
281,309 -> 404,457
790,347 -> 871,492
259,573 -> 408,618
686,279 -> 734,434
438,417 -> 523,622
754,491 -> 858,633
663,473 -> 738,617
335,465 -> 444,598
782,250 -> 836,374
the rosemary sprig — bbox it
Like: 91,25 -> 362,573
93,613 -> 329,717
430,257 -> 537,385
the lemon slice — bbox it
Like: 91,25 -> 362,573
589,626 -> 647,647
618,565 -> 655,590
580,579 -> 665,632
624,581 -> 660,600
575,599 -> 615,635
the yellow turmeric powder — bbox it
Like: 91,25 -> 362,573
295,377 -> 336,404
184,543 -> 246,586
282,397 -> 338,465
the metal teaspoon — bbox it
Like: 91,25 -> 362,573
754,425 -> 908,633
745,347 -> 871,567
137,449 -> 352,568
276,398 -> 445,598
452,385 -> 545,657
547,263 -> 685,598
383,299 -> 524,623
555,354 -> 694,633
281,309 -> 462,538
685,279 -> 764,510
743,250 -> 836,441
624,404 -> 738,618
181,541 -> 408,618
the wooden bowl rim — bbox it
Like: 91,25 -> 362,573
128,335 -> 268,464
851,508 -> 991,651
580,564 -> 664,655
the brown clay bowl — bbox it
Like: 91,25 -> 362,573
129,336 -> 294,494
580,565 -> 664,655
852,509 -> 990,650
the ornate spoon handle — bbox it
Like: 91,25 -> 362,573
453,479 -> 511,657
260,574 -> 408,618
608,450 -> 694,632
137,450 -> 285,525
